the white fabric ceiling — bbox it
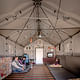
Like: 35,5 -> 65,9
0,0 -> 80,47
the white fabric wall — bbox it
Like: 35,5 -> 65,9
0,35 -> 24,56
56,32 -> 80,56
72,32 -> 80,56
24,39 -> 55,59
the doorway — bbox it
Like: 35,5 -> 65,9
36,48 -> 43,64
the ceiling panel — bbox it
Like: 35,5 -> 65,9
0,0 -> 80,47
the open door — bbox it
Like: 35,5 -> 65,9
36,48 -> 43,64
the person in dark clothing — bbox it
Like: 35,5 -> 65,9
22,56 -> 26,64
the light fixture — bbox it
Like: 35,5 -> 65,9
30,38 -> 32,43
38,34 -> 42,38
38,30 -> 42,38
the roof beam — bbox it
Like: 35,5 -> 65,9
15,6 -> 36,43
56,30 -> 80,46
0,34 -> 24,47
41,32 -> 56,46
0,27 -> 80,30
40,6 -> 63,42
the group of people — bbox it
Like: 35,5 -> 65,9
11,56 -> 30,73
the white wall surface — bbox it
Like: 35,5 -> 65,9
72,32 -> 80,56
56,32 -> 80,56
24,39 -> 55,59
0,35 -> 24,56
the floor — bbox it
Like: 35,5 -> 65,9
47,65 -> 77,80
4,64 -> 55,80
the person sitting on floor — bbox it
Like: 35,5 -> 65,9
12,56 -> 24,73
22,56 -> 26,65
12,56 -> 31,73
18,56 -> 23,64
22,56 -> 26,69
23,54 -> 29,66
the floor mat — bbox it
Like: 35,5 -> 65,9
4,65 -> 55,80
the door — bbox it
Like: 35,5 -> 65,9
36,48 -> 43,64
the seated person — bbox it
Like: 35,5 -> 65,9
55,58 -> 60,65
18,56 -> 23,65
12,56 -> 24,73
12,56 -> 31,73
22,56 -> 26,65
24,54 -> 29,65
22,56 -> 26,69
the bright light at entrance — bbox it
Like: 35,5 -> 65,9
36,48 -> 43,64
38,34 -> 42,38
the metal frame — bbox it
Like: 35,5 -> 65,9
0,34 -> 24,47
56,30 -> 80,46
15,6 -> 36,43
40,6 -> 63,42
0,0 -> 80,47
0,27 -> 80,30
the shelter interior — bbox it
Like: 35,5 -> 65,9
0,0 -> 80,80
